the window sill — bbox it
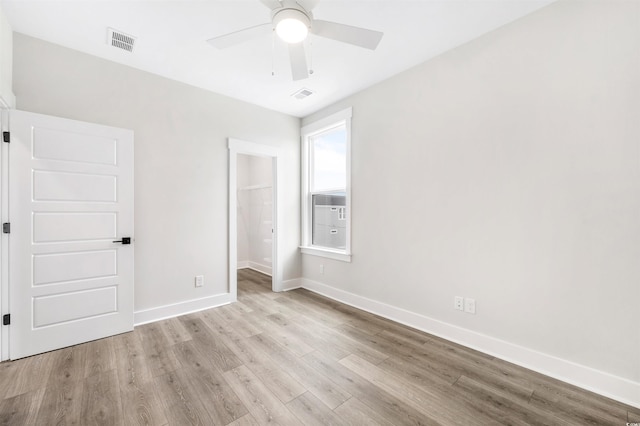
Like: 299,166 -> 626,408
300,246 -> 352,263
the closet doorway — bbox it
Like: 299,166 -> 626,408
228,139 -> 282,301
236,153 -> 273,293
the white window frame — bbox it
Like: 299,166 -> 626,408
300,107 -> 352,262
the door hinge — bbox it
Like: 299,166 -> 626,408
2,314 -> 9,325
2,132 -> 9,143
2,223 -> 9,234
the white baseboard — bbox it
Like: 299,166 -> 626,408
134,293 -> 233,326
300,278 -> 640,409
238,261 -> 272,276
281,278 -> 302,291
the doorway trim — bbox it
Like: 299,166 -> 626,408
0,107 -> 8,361
228,138 -> 282,300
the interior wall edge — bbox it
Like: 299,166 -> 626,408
300,277 -> 640,409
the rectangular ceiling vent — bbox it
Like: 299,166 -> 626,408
291,88 -> 314,100
107,28 -> 136,52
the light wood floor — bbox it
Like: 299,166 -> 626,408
0,269 -> 637,425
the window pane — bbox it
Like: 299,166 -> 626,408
311,125 -> 346,192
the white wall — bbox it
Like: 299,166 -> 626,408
0,4 -> 15,107
12,34 -> 301,319
302,0 -> 640,404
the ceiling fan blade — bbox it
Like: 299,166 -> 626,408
288,43 -> 309,81
207,23 -> 272,49
296,0 -> 319,11
260,0 -> 282,10
311,20 -> 383,50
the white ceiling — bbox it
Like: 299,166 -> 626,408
1,0 -> 554,117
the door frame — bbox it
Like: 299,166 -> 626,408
228,138 -> 283,299
0,106 -> 8,361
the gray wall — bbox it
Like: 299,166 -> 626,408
302,0 -> 640,384
13,33 -> 301,314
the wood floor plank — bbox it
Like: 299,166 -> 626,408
137,322 -> 181,378
453,375 -> 564,426
280,292 -> 347,328
286,392 -> 344,426
114,331 -> 154,386
0,387 -> 45,426
333,397 -> 395,426
342,322 -> 535,401
291,314 -> 389,365
529,389 -> 628,425
524,366 -> 630,422
227,315 -> 265,338
153,368 -> 216,426
1,269 -> 636,425
119,380 -> 167,426
333,397 -> 396,426
159,317 -> 193,345
36,380 -> 83,425
223,336 -> 306,404
0,360 -> 19,401
178,315 -> 243,372
115,332 -> 167,426
340,353 -> 497,425
48,345 -> 87,385
172,340 -> 248,424
183,366 -> 248,425
246,292 -> 299,318
301,351 -> 437,426
257,337 -> 352,410
251,316 -> 316,357
272,296 -> 345,329
227,413 -> 259,426
3,351 -> 54,399
36,346 -> 85,425
223,365 -> 302,425
266,313 -> 351,362
84,337 -> 116,378
80,369 -> 124,426
239,292 -> 281,317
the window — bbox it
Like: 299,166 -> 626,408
301,107 -> 352,262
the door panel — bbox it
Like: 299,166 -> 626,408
33,171 -> 117,202
9,110 -> 133,359
33,127 -> 117,165
33,212 -> 117,242
33,249 -> 117,285
33,286 -> 117,327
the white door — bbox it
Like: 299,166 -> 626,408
8,110 -> 134,359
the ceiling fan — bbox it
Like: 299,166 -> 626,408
207,0 -> 384,81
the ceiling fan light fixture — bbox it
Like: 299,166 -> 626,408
273,9 -> 310,44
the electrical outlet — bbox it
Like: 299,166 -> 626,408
454,296 -> 464,311
195,275 -> 204,288
464,298 -> 476,314
320,264 -> 324,274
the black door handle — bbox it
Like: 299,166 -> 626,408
113,237 -> 131,244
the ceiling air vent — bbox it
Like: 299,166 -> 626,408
107,28 -> 136,52
291,88 -> 314,100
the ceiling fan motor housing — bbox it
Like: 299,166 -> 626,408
272,8 -> 312,32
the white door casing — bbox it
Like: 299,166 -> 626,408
0,107 -> 8,361
9,110 -> 134,359
228,138 -> 282,297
